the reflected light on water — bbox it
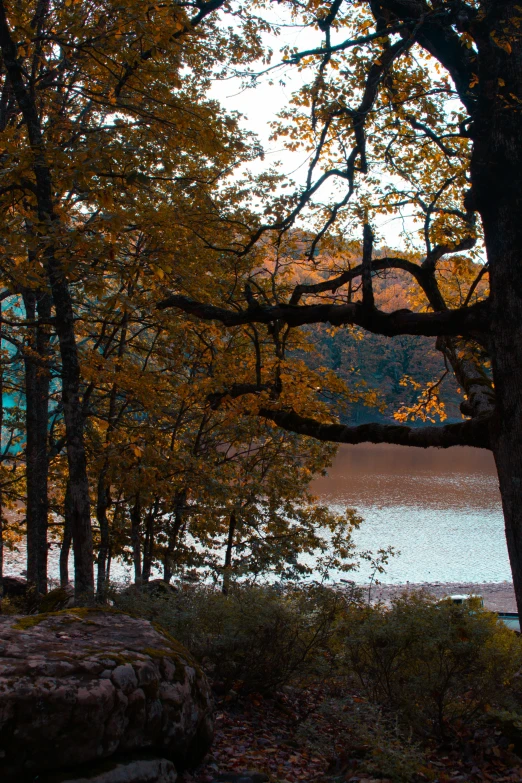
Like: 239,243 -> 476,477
4,444 -> 509,587
310,443 -> 508,584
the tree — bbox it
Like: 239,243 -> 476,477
0,0 -> 263,598
157,1 -> 522,616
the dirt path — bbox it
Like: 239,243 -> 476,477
365,581 -> 517,612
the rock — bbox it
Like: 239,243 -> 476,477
38,583 -> 75,612
1,575 -> 28,597
45,756 -> 177,783
0,609 -> 213,782
142,579 -> 178,595
123,579 -> 178,598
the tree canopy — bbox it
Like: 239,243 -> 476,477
1,1 -> 522,613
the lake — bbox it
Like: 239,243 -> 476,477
4,443 -> 508,587
311,443 -> 508,585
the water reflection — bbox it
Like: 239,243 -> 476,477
4,444 -> 509,587
311,443 -> 508,584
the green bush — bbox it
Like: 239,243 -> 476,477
114,582 -> 360,694
344,592 -> 522,738
297,692 -> 426,783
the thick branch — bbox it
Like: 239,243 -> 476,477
259,408 -> 492,450
289,252 -> 468,306
376,1 -> 477,112
157,294 -> 489,338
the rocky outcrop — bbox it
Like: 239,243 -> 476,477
1,575 -> 28,598
0,609 -> 213,782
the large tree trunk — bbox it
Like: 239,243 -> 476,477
472,2 -> 522,617
96,322 -> 127,599
0,9 -> 94,600
142,499 -> 159,583
22,289 -> 51,595
0,312 -> 4,598
52,270 -> 94,601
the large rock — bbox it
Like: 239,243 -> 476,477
1,575 -> 28,598
0,609 -> 213,782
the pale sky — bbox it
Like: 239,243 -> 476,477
209,21 -> 414,250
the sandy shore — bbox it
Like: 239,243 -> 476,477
364,581 -> 517,612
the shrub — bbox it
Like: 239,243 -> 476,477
114,582 -> 360,694
344,592 -> 522,738
297,692 -> 426,783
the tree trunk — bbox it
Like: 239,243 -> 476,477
95,466 -> 111,600
55,274 -> 93,601
0,11 -> 94,600
60,480 -> 73,587
142,500 -> 159,583
22,289 -> 51,595
222,511 -> 237,595
471,3 -> 522,617
163,490 -> 186,583
130,493 -> 142,585
0,312 -> 3,598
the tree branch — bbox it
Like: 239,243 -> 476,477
157,293 -> 489,338
288,23 -> 410,62
372,2 -> 477,109
259,407 -> 492,450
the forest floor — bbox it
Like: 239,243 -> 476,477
186,679 -> 522,783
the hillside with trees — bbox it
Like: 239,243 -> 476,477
305,266 -> 466,424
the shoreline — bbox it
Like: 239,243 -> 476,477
364,580 -> 517,612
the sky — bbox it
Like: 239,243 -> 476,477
208,18 -> 414,250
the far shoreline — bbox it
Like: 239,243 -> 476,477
362,580 -> 517,612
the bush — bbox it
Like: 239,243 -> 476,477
344,592 -> 522,738
297,692 -> 426,783
114,582 -> 360,694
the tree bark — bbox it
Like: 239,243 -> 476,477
470,0 -> 522,619
0,5 -> 94,600
22,288 -> 51,595
222,510 -> 237,595
95,467 -> 111,600
164,489 -> 187,583
60,480 -> 73,587
130,493 -> 142,585
142,500 -> 159,583
0,309 -> 4,598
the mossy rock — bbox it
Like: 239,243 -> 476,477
38,586 -> 75,613
0,610 -> 213,782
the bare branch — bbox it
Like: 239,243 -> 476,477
157,293 -> 489,338
290,256 -> 426,304
259,407 -> 492,450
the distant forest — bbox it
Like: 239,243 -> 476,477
305,269 -> 463,425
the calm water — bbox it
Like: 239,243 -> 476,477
311,443 -> 508,585
5,444 -> 508,587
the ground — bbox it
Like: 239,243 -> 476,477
187,679 -> 522,783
